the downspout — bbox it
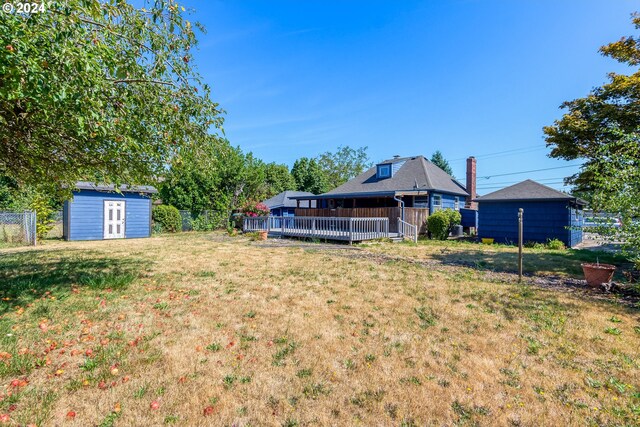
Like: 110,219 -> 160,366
393,194 -> 405,222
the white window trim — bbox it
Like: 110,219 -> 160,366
432,195 -> 442,211
454,196 -> 459,210
377,164 -> 392,179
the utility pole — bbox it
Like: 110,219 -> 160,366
518,208 -> 523,282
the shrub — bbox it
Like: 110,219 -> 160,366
192,211 -> 226,231
30,194 -> 56,241
426,210 -> 450,240
546,238 -> 566,250
427,208 -> 461,240
152,223 -> 163,235
443,209 -> 461,227
152,205 -> 181,233
242,201 -> 270,217
191,216 -> 214,231
230,213 -> 244,229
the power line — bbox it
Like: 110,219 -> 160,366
450,144 -> 544,162
472,147 -> 547,162
477,176 -> 568,188
478,164 -> 581,180
478,181 -> 568,191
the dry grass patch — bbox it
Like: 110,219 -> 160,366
0,233 -> 638,426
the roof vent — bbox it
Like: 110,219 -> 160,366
393,155 -> 400,159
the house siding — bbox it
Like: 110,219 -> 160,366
269,207 -> 296,217
430,193 -> 465,212
66,190 -> 152,241
391,160 -> 406,175
270,208 -> 282,217
460,208 -> 478,229
478,200 -> 582,247
568,205 -> 584,248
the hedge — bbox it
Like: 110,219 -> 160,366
152,205 -> 181,233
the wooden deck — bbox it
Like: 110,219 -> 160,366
294,207 -> 428,233
244,216 -> 391,243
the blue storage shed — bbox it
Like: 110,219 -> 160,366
263,191 -> 316,216
63,182 -> 157,241
475,180 -> 585,247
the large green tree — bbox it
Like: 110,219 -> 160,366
0,0 -> 222,189
262,162 -> 296,198
544,12 -> 640,264
317,145 -> 371,189
160,138 -> 265,216
0,175 -> 19,210
430,150 -> 453,176
291,157 -> 328,194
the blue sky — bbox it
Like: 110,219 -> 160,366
189,0 -> 636,193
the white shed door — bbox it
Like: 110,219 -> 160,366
104,201 -> 126,239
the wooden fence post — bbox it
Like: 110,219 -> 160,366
518,208 -> 523,282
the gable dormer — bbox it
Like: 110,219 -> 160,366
376,158 -> 407,180
376,163 -> 392,179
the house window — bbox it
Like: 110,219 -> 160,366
414,196 -> 429,208
454,197 -> 459,210
432,195 -> 442,211
377,163 -> 392,179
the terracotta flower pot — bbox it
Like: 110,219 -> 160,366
258,231 -> 268,241
581,263 -> 616,288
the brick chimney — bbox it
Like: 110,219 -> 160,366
465,156 -> 477,209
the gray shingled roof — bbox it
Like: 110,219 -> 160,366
263,191 -> 315,209
74,181 -> 158,194
313,155 -> 468,198
475,179 -> 585,204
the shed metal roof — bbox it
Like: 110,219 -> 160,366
74,181 -> 158,194
474,179 -> 586,204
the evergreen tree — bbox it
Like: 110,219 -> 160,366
430,151 -> 454,176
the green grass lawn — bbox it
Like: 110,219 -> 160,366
0,233 -> 638,426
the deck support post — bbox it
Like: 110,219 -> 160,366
348,217 -> 353,245
283,215 -> 288,237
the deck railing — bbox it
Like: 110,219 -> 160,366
397,218 -> 418,243
243,216 -> 390,243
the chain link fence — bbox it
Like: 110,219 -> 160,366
178,210 -> 194,231
0,211 -> 37,246
47,210 -> 64,239
178,210 -> 228,232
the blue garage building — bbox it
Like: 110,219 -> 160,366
476,180 -> 585,247
63,182 -> 157,241
263,191 -> 316,217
